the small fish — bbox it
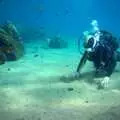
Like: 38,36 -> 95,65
64,8 -> 71,16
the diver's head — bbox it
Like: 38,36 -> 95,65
84,35 -> 95,48
83,31 -> 95,48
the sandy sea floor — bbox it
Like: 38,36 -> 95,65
0,39 -> 120,120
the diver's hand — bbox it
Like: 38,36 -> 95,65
101,76 -> 110,88
95,76 -> 110,89
96,77 -> 110,89
71,72 -> 81,79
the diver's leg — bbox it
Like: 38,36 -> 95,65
102,50 -> 117,76
96,59 -> 116,89
105,59 -> 116,76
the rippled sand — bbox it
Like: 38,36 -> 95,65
0,41 -> 120,120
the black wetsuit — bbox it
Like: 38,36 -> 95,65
87,30 -> 120,76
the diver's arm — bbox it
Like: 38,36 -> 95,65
76,51 -> 88,73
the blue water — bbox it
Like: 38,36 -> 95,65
1,1 -> 120,119
0,0 -> 120,39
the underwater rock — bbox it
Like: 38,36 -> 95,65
97,82 -> 105,90
85,100 -> 89,103
7,68 -> 11,71
37,118 -> 41,120
34,54 -> 39,57
48,35 -> 68,49
0,21 -> 24,63
67,87 -> 74,91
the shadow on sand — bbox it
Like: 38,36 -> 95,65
59,71 -> 96,84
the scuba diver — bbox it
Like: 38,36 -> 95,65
75,20 -> 120,88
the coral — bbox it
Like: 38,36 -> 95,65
48,35 -> 68,49
0,22 -> 24,61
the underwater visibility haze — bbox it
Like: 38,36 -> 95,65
0,0 -> 120,120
